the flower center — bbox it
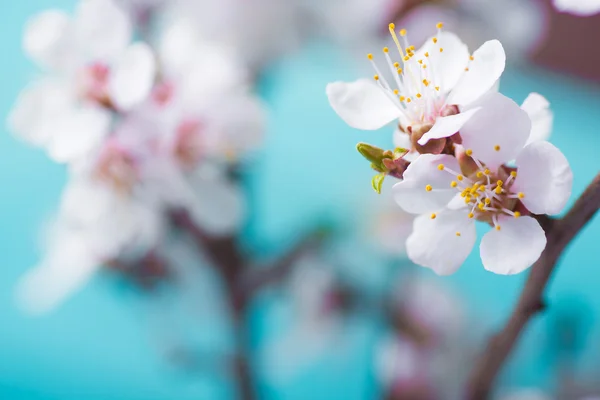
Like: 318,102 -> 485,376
434,151 -> 525,231
95,141 -> 139,192
174,119 -> 204,168
82,62 -> 113,108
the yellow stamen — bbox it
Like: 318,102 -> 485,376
433,38 -> 438,44
393,89 -> 399,95
457,175 -> 464,181
468,213 -> 474,219
494,144 -> 501,151
465,149 -> 473,157
399,96 -> 406,101
514,211 -> 521,218
437,164 -> 444,171
456,232 -> 461,237
495,225 -> 501,231
423,79 -> 430,86
425,185 -> 432,192
450,181 -> 458,188
517,192 -> 525,199
374,74 -> 379,81
397,68 -> 403,74
400,29 -> 407,37
476,171 -> 484,178
470,55 -> 474,61
416,93 -> 422,98
383,47 -> 389,53
436,22 -> 444,29
431,213 -> 437,219
495,186 -> 502,194
496,180 -> 503,187
394,62 -> 400,68
478,203 -> 485,210
367,53 -> 373,60
484,168 -> 491,175
424,52 -> 429,57
435,86 -> 440,91
484,198 -> 491,205
406,98 -> 412,103
510,171 -> 517,178
439,48 -> 444,53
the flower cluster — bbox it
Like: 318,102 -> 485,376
327,23 -> 572,275
11,0 -> 266,313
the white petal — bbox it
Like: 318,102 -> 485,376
48,106 -> 112,163
447,40 -> 506,106
108,43 -> 156,111
418,107 -> 481,145
23,10 -> 72,69
521,93 -> 553,145
8,79 -> 76,146
74,0 -> 131,61
415,31 -> 469,93
326,79 -> 400,130
480,215 -> 546,275
393,154 -> 460,214
512,141 -> 573,215
460,92 -> 531,170
406,211 -> 476,275
15,231 -> 99,314
553,0 -> 600,15
393,129 -> 418,162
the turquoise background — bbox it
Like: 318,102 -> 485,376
1,1 -> 599,399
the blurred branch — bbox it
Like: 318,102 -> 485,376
467,172 -> 600,400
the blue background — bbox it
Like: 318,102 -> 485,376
1,1 -> 599,399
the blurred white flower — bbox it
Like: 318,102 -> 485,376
327,24 -> 506,155
393,94 -> 572,275
499,388 -> 552,400
10,0 -> 155,163
553,0 -> 600,15
521,92 -> 553,145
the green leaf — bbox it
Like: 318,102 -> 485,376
371,173 -> 386,194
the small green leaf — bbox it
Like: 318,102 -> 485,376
371,173 -> 386,194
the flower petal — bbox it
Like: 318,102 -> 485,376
480,215 -> 546,275
512,141 -> 573,215
460,92 -> 530,170
108,42 -> 156,111
406,211 -> 476,275
48,106 -> 112,163
74,0 -> 131,60
23,10 -> 72,69
326,79 -> 400,130
415,31 -> 470,93
393,154 -> 460,214
553,0 -> 600,15
417,107 -> 481,145
521,93 -> 553,145
447,40 -> 506,106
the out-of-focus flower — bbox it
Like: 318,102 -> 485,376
9,0 -> 155,163
553,0 -> 600,16
393,93 -> 572,275
326,24 -> 505,159
395,0 -> 549,60
499,388 -> 552,400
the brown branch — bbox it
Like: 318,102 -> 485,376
466,172 -> 600,400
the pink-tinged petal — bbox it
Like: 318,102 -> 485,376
108,42 -> 156,111
15,230 -> 99,314
512,141 -> 573,215
326,79 -> 400,130
23,10 -> 72,69
447,40 -> 506,106
415,31 -> 469,93
553,0 -> 600,15
480,215 -> 546,275
74,0 -> 131,60
393,154 -> 461,214
418,107 -> 481,145
521,93 -> 553,145
406,211 -> 476,275
460,92 -> 530,170
48,106 -> 111,163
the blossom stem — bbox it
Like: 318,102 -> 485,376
466,172 -> 600,400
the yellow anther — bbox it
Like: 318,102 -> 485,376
431,213 -> 437,219
494,144 -> 501,151
433,38 -> 438,44
514,211 -> 521,218
510,171 -> 517,178
425,185 -> 432,192
495,186 -> 502,194
397,68 -> 403,74
403,56 -> 410,61
496,180 -> 503,187
389,23 -> 395,30
424,52 -> 429,57
484,198 -> 491,205
367,53 -> 373,60
406,98 -> 412,103
464,197 -> 471,204
418,59 -> 423,64
400,29 -> 407,36
437,163 -> 444,171
465,149 -> 473,157
374,74 -> 379,81
422,65 -> 427,69
484,168 -> 491,175
409,45 -> 415,50
468,213 -> 474,219
393,89 -> 399,95
435,86 -> 440,91
399,96 -> 406,101
465,68 -> 469,71
436,22 -> 444,29
423,79 -> 429,86
394,62 -> 400,68
478,203 -> 485,210
450,181 -> 458,188
495,225 -> 501,231
456,232 -> 461,237
470,55 -> 474,61
471,184 -> 479,192
457,175 -> 464,181
416,93 -> 422,98
517,192 -> 525,199
439,48 -> 444,53
476,171 -> 484,178
460,192 -> 467,198
383,47 -> 389,53
479,186 -> 486,192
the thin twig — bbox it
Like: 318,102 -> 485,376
466,172 -> 600,400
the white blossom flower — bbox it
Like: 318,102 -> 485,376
553,0 -> 600,16
393,92 -> 573,275
521,92 -> 553,145
9,0 -> 155,163
326,23 -> 506,151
